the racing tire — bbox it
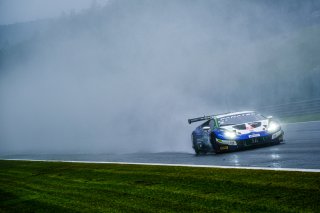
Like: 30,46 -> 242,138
194,147 -> 200,155
194,148 -> 207,155
210,133 -> 221,154
273,138 -> 281,145
272,134 -> 283,145
214,143 -> 221,154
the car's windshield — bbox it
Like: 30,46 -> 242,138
218,113 -> 265,126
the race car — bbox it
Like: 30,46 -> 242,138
188,111 -> 284,154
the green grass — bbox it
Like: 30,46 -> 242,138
281,113 -> 320,123
0,160 -> 319,212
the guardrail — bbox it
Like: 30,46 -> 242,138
258,98 -> 320,118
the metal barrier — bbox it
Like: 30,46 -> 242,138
258,98 -> 320,118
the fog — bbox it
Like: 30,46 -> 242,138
0,0 -> 109,25
1,0 -> 320,154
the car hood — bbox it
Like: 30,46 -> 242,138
214,119 -> 271,140
221,119 -> 268,133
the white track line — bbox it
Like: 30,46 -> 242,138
4,159 -> 320,173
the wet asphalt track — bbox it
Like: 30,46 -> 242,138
1,121 -> 320,169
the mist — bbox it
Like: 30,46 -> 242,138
0,0 -> 109,25
1,0 -> 320,154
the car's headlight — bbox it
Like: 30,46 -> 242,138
267,121 -> 280,133
224,131 -> 237,139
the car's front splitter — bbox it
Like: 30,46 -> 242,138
216,130 -> 284,152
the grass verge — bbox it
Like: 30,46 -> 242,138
0,160 -> 319,212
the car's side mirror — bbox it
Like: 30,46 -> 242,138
202,126 -> 210,131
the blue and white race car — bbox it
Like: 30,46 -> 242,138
188,111 -> 284,154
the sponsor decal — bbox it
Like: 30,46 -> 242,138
218,113 -> 255,125
248,133 -> 260,138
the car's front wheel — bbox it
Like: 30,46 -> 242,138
210,133 -> 221,154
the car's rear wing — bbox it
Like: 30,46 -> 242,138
188,115 -> 212,124
188,112 -> 232,124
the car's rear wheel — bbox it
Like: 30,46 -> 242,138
194,146 -> 208,155
194,146 -> 200,155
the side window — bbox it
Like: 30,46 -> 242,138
209,119 -> 216,129
200,120 -> 210,128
